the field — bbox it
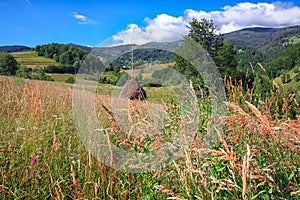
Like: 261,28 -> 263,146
0,76 -> 299,199
125,62 -> 175,79
11,51 -> 59,69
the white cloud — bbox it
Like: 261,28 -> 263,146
112,23 -> 183,45
72,12 -> 95,25
113,2 -> 300,45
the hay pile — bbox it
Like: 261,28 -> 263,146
119,79 -> 146,101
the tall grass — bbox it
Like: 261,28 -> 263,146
0,74 -> 299,199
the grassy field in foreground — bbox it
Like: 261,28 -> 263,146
0,76 -> 299,199
11,51 -> 59,69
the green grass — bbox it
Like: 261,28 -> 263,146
289,35 -> 300,45
11,51 -> 59,69
124,62 -> 174,79
49,73 -> 89,82
274,65 -> 300,93
0,75 -> 299,199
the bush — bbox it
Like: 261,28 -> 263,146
44,65 -> 77,74
294,73 -> 300,82
99,71 -> 120,85
65,77 -> 75,84
32,67 -> 54,81
143,83 -> 162,87
16,65 -> 31,79
0,52 -> 18,75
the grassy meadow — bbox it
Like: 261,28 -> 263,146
0,75 -> 299,199
12,51 -> 59,69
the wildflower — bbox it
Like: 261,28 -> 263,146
31,156 -> 37,164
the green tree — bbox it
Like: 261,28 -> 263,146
16,65 -> 31,79
65,77 -> 75,84
174,18 -> 238,84
0,52 -> 18,75
187,18 -> 223,57
32,67 -> 54,81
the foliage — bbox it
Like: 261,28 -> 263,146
99,71 -> 130,85
35,43 -> 87,66
0,52 -> 18,75
150,67 -> 181,86
116,72 -> 130,86
174,18 -> 238,85
224,25 -> 300,60
16,64 -> 32,79
65,77 -> 75,84
265,43 -> 300,78
31,67 -> 54,81
295,73 -> 300,82
109,48 -> 174,72
44,64 -> 78,74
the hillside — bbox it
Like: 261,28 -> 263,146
0,45 -> 31,53
224,25 -> 300,49
11,51 -> 59,69
265,43 -> 300,93
91,41 -> 181,65
224,25 -> 300,64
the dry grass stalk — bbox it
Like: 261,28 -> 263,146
71,165 -> 79,191
257,63 -> 266,73
100,103 -> 120,130
225,101 -> 251,118
249,62 -> 255,74
155,185 -> 185,200
291,190 -> 300,196
242,144 -> 251,200
245,101 -> 275,137
105,130 -> 114,167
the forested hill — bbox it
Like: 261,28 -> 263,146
224,25 -> 300,48
224,25 -> 300,60
0,45 -> 31,53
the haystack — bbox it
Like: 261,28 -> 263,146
119,79 -> 146,101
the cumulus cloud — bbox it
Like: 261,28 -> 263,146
112,23 -> 184,45
72,12 -> 95,25
112,2 -> 300,45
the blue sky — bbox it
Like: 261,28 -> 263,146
1,0 -> 300,47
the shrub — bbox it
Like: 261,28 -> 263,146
0,52 -> 18,75
294,73 -> 300,82
65,77 -> 75,84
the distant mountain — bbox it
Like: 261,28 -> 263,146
0,45 -> 31,53
224,25 -> 300,58
90,41 -> 182,65
223,25 -> 300,68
